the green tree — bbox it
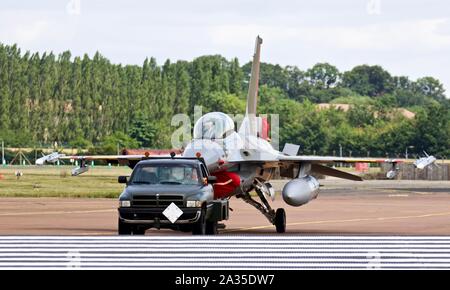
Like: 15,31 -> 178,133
0,42 -> 448,158
69,136 -> 92,149
306,63 -> 340,89
342,65 -> 393,97
229,58 -> 243,95
414,77 -> 446,102
285,66 -> 310,101
100,132 -> 139,154
0,44 -> 11,130
347,105 -> 375,127
129,115 -> 157,148
242,62 -> 289,90
202,91 -> 245,114
413,104 -> 450,156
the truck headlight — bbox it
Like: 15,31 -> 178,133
119,200 -> 131,208
186,200 -> 202,208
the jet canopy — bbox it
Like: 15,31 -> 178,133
193,112 -> 235,140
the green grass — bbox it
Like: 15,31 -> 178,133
0,166 -> 132,198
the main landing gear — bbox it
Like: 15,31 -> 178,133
237,180 -> 286,233
274,208 -> 286,233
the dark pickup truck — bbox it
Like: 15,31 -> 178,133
117,157 -> 229,235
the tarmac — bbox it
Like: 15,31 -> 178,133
0,179 -> 449,235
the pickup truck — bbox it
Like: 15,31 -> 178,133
117,157 -> 229,235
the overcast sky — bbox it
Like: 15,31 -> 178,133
1,0 -> 449,96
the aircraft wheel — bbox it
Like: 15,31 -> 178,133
206,221 -> 218,235
192,208 -> 206,235
118,219 -> 132,235
274,208 -> 286,233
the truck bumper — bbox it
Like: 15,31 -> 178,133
118,207 -> 202,225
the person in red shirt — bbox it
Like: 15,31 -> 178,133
211,169 -> 241,199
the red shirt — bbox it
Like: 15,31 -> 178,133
211,171 -> 241,199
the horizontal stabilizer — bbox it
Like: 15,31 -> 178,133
311,164 -> 363,181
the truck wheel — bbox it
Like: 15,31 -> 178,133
132,227 -> 146,235
192,208 -> 206,235
179,225 -> 193,233
274,208 -> 286,233
118,219 -> 132,235
206,221 -> 218,235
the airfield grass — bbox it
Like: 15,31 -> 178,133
0,166 -> 132,198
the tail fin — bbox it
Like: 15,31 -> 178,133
246,36 -> 262,116
240,36 -> 262,138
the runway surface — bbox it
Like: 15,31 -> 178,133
0,179 -> 449,235
0,236 -> 449,269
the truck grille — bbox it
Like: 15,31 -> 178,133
132,195 -> 184,208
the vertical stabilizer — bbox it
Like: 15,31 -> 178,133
246,36 -> 262,116
240,36 -> 262,137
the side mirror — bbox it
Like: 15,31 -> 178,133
207,176 -> 217,184
118,176 -> 128,184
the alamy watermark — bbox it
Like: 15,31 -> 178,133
366,251 -> 382,269
66,250 -> 81,268
66,0 -> 81,15
366,0 -> 382,15
170,106 -> 279,151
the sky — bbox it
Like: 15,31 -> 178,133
1,0 -> 450,96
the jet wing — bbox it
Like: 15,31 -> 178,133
226,147 -> 403,165
59,155 -> 145,161
36,152 -> 183,176
36,153 -> 146,165
278,155 -> 403,164
226,150 -> 411,181
276,154 -> 404,181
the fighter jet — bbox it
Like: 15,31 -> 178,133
37,36 -> 436,233
414,152 -> 437,170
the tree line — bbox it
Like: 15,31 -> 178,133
0,43 -> 448,157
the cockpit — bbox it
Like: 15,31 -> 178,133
193,112 -> 236,140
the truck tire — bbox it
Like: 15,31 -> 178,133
179,225 -> 193,232
132,227 -> 146,235
206,221 -> 218,235
274,208 -> 286,233
192,208 -> 206,235
118,219 -> 132,235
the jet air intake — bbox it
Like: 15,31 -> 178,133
282,175 -> 319,207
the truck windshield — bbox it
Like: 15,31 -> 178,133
130,164 -> 201,185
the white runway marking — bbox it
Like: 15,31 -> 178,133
224,211 -> 450,232
0,236 -> 449,269
0,209 -> 115,216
